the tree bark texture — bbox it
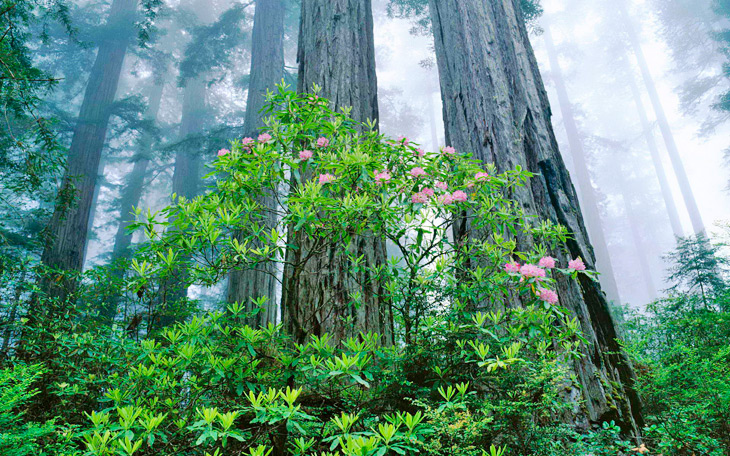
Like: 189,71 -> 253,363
429,0 -> 642,434
38,0 -> 138,304
227,0 -> 285,327
281,0 -> 392,345
543,24 -> 622,304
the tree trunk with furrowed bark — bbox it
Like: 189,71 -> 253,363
429,0 -> 643,435
36,0 -> 137,310
226,0 -> 285,327
281,0 -> 392,344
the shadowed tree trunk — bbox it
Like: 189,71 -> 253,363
226,0 -> 285,327
543,24 -> 622,304
36,0 -> 138,307
618,0 -> 705,235
100,80 -> 165,322
428,0 -> 642,435
281,0 -> 392,344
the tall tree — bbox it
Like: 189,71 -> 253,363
37,0 -> 138,305
281,0 -> 392,344
100,80 -> 165,321
428,0 -> 642,434
625,65 -> 684,238
226,0 -> 285,327
543,23 -> 622,304
617,1 -> 706,235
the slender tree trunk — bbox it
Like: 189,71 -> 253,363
429,0 -> 642,435
226,0 -> 285,327
618,1 -> 705,234
281,0 -> 392,344
37,0 -> 137,307
625,64 -> 685,238
100,81 -> 165,322
157,76 -> 207,325
619,180 -> 659,301
543,24 -> 622,304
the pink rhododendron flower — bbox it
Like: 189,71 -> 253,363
435,181 -> 448,191
299,150 -> 313,161
415,148 -> 426,157
374,170 -> 392,184
475,172 -> 489,182
466,182 -> 475,189
258,133 -> 272,142
538,288 -> 559,304
421,187 -> 435,197
520,264 -> 546,279
409,167 -> 427,178
241,137 -> 255,147
442,146 -> 456,155
568,258 -> 586,271
538,256 -> 556,269
397,135 -> 409,146
504,261 -> 521,273
217,148 -> 230,157
411,192 -> 429,204
316,137 -> 329,148
439,193 -> 454,205
318,173 -> 335,185
452,190 -> 468,202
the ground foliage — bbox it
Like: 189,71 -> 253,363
0,88 -> 658,455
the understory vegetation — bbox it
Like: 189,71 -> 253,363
0,89 -> 726,455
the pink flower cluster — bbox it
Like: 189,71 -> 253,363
258,133 -> 272,143
299,150 -> 313,161
538,256 -> 556,269
241,137 -> 255,147
520,263 -> 547,279
217,148 -> 230,157
318,173 -> 335,185
475,172 -> 489,182
316,137 -> 329,148
538,288 -> 559,304
435,181 -> 448,191
397,135 -> 409,146
409,167 -> 427,178
374,170 -> 392,184
442,146 -> 456,155
504,261 -> 521,273
415,148 -> 426,157
411,192 -> 429,204
569,258 -> 586,271
452,190 -> 468,202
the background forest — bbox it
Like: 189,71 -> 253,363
1,0 -> 730,455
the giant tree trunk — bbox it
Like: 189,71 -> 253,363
226,0 -> 285,327
281,0 -> 392,344
100,81 -> 165,322
429,0 -> 642,434
618,1 -> 705,235
37,0 -> 137,306
543,24 -> 622,304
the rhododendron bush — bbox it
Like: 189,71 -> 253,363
6,88 -> 638,456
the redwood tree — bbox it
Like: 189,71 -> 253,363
428,0 -> 643,434
281,0 -> 392,344
226,0 -> 285,327
38,0 -> 138,305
